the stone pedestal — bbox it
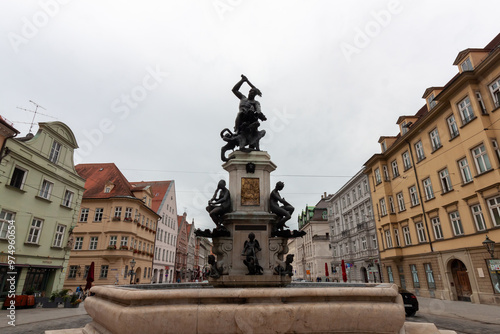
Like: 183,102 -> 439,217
210,151 -> 291,286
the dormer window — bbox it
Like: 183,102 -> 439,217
428,93 -> 436,109
381,141 -> 387,152
460,57 -> 473,72
104,182 -> 114,193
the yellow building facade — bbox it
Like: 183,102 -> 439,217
64,164 -> 160,292
364,34 -> 500,305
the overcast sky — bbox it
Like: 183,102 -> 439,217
1,0 -> 499,230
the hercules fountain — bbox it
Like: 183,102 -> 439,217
54,75 -> 455,334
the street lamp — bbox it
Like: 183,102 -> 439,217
483,236 -> 496,259
129,258 -> 136,284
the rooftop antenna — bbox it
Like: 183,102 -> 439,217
16,100 -> 47,134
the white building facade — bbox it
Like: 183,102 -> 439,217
327,169 -> 381,283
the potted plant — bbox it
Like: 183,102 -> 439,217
42,291 -> 60,308
124,217 -> 132,222
65,294 -> 82,308
120,245 -> 129,250
107,245 -> 117,250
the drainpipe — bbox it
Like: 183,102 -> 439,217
407,140 -> 434,252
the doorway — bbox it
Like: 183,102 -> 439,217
451,259 -> 472,302
361,267 -> 368,283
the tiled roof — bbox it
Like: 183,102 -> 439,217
130,181 -> 172,212
484,33 -> 500,50
75,163 -> 134,199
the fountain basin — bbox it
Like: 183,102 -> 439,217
73,283 -> 453,334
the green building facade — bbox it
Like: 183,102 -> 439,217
0,122 -> 85,299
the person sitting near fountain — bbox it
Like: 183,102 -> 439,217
208,255 -> 222,279
270,181 -> 294,231
206,180 -> 232,229
242,232 -> 263,275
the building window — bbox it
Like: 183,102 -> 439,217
439,169 -> 453,194
415,141 -> 425,162
49,141 -> 62,163
398,265 -> 406,289
357,184 -> 362,198
487,196 -> 500,226
429,128 -> 442,151
83,265 -> 90,278
68,265 -> 78,279
62,190 -> 74,207
431,217 -> 443,240
74,237 -> 83,250
9,166 -> 27,189
422,178 -> 434,200
39,180 -> 54,199
381,141 -> 387,152
424,263 -> 436,289
391,160 -> 400,178
428,93 -> 436,109
458,97 -> 475,124
472,144 -> 492,174
94,208 -> 104,222
89,236 -> 99,250
402,151 -> 412,170
403,226 -> 412,246
121,236 -> 129,247
124,207 -> 133,220
385,230 -> 393,248
374,168 -> 382,184
394,229 -> 401,247
27,218 -> 43,244
379,198 -> 388,216
0,210 -> 16,239
409,186 -> 419,206
388,196 -> 396,214
372,235 -> 377,249
492,139 -> 500,163
52,224 -> 66,248
387,266 -> 394,283
471,204 -> 486,231
461,58 -> 473,72
100,265 -> 109,279
449,211 -> 464,236
353,240 -> 357,253
382,165 -> 390,181
364,180 -> 369,193
80,208 -> 89,222
347,194 -> 351,205
396,192 -> 405,212
114,207 -> 122,219
447,115 -> 459,139
458,158 -> 473,184
416,222 -> 426,243
361,236 -> 367,250
475,91 -> 487,114
410,264 -> 420,289
489,77 -> 500,108
109,235 -> 117,246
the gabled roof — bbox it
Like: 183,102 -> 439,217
131,181 -> 173,212
76,163 -> 134,199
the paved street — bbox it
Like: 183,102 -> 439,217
1,297 -> 499,334
0,302 -> 91,334
407,296 -> 500,334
